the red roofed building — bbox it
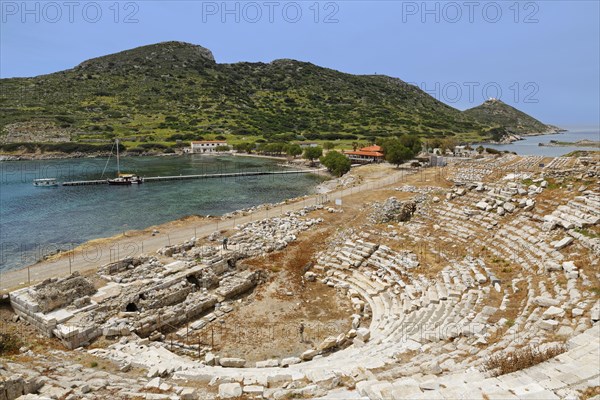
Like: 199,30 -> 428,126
344,145 -> 385,164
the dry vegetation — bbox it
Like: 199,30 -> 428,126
580,386 -> 600,400
0,332 -> 22,355
483,344 -> 568,377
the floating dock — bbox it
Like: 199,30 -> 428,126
62,169 -> 318,186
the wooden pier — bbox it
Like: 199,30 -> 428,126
62,169 -> 319,186
62,179 -> 108,186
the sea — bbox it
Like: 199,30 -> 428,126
481,129 -> 599,156
0,155 -> 325,272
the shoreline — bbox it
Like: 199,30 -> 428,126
538,139 -> 600,148
476,128 -> 567,145
0,163 -> 387,293
0,150 -> 312,168
0,150 -> 285,162
0,162 -> 406,293
0,164 -> 332,283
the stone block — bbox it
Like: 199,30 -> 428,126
219,357 -> 246,368
218,383 -> 242,399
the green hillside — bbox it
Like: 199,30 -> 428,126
464,98 -> 559,141
0,41 -> 555,153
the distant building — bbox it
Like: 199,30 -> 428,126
344,145 -> 385,164
453,145 -> 476,158
190,140 -> 228,154
430,155 -> 447,167
297,142 -> 319,148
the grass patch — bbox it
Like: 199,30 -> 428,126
521,178 -> 534,186
545,180 -> 560,190
483,344 -> 567,376
575,228 -> 600,239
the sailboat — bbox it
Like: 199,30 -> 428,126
106,139 -> 143,185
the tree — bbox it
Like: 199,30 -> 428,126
351,142 -> 359,151
427,138 -> 443,151
234,142 -> 254,153
215,145 -> 230,152
259,143 -> 285,155
398,134 -> 422,155
382,138 -> 413,168
303,146 -> 323,162
441,137 -> 458,152
320,151 -> 351,177
323,141 -> 335,150
285,144 -> 302,158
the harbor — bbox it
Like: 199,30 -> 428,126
1,155 -> 327,273
61,169 -> 322,186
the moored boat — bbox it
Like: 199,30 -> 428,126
107,173 -> 144,185
105,139 -> 143,185
33,178 -> 59,187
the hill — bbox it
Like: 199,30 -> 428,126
464,98 -> 561,142
0,41 -> 555,152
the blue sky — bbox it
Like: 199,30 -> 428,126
1,1 -> 599,128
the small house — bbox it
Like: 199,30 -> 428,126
190,140 -> 228,154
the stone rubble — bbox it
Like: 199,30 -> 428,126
5,153 -> 600,400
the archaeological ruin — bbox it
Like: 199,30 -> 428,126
2,153 -> 599,400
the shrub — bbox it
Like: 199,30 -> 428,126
323,141 -> 335,150
303,146 -> 323,161
0,142 -> 120,154
167,133 -> 203,141
139,143 -> 168,150
382,138 -> 413,167
0,332 -> 22,355
126,147 -> 145,154
285,144 -> 302,157
235,142 -> 257,153
483,344 -> 567,376
320,151 -> 351,177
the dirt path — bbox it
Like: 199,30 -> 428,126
0,166 -> 440,293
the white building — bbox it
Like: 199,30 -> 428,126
297,142 -> 319,148
190,140 -> 228,154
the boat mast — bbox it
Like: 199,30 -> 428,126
116,139 -> 120,176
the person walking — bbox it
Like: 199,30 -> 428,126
299,322 -> 305,343
222,237 -> 228,250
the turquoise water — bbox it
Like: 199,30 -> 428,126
481,129 -> 599,156
0,155 -> 324,272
